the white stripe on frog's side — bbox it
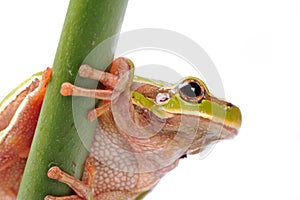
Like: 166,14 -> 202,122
0,73 -> 42,140
0,72 -> 43,113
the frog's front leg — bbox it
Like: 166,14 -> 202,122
60,57 -> 133,121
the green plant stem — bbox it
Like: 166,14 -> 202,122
17,0 -> 128,199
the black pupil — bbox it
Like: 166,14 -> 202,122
180,82 -> 202,97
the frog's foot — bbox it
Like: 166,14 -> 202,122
60,57 -> 133,121
44,195 -> 83,200
45,158 -> 96,200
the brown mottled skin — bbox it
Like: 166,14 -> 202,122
0,58 -> 240,200
0,68 -> 51,199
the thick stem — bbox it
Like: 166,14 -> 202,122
17,0 -> 128,199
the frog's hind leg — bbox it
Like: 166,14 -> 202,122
45,158 -> 96,200
45,166 -> 88,200
44,195 -> 83,200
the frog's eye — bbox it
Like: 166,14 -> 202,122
179,79 -> 205,103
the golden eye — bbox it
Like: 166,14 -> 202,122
179,79 -> 205,103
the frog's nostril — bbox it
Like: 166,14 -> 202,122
226,102 -> 233,107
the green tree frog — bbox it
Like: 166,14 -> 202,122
0,58 -> 241,200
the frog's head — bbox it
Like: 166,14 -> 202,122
130,76 -> 241,156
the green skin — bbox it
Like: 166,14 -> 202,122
131,75 -> 241,133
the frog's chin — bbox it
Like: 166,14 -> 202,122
184,119 -> 239,155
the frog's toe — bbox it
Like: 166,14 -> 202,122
47,166 -> 62,180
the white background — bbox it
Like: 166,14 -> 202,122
0,1 -> 300,199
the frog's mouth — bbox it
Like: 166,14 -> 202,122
188,112 -> 241,155
160,103 -> 241,156
164,100 -> 241,135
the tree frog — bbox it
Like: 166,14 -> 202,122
0,58 -> 241,200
